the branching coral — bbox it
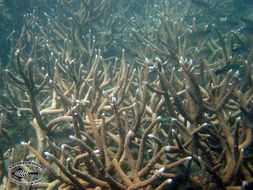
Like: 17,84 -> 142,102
0,0 -> 253,190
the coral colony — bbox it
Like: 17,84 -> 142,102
0,0 -> 253,189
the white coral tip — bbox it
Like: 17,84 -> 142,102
61,144 -> 66,149
69,135 -> 75,140
165,145 -> 171,151
21,141 -> 30,145
158,167 -> 165,173
44,152 -> 51,156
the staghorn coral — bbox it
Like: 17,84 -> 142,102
0,0 -> 253,189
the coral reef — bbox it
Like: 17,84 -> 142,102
0,0 -> 253,189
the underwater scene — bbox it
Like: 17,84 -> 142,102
1,0 -> 253,189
